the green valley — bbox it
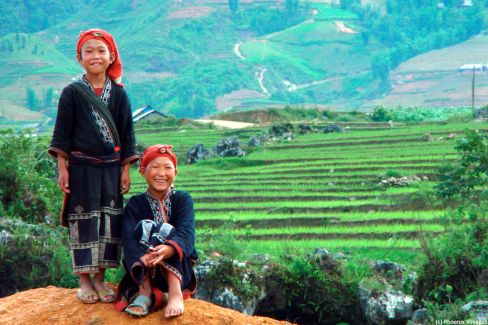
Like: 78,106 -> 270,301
0,0 -> 486,125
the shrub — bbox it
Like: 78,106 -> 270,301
0,129 -> 59,223
0,217 -> 74,297
415,210 -> 487,320
259,255 -> 359,324
371,106 -> 393,122
203,257 -> 263,302
322,109 -> 338,120
435,130 -> 488,203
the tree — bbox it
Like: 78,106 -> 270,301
371,106 -> 393,122
44,87 -> 54,108
340,0 -> 360,10
229,0 -> 238,15
435,130 -> 488,201
370,52 -> 390,81
285,0 -> 299,16
361,31 -> 370,45
26,87 -> 39,111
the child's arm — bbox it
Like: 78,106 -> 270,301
117,89 -> 138,166
164,191 -> 196,260
147,244 -> 176,266
57,156 -> 70,193
122,199 -> 149,283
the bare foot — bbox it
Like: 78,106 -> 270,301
164,290 -> 184,318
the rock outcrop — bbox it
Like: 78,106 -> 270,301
0,286 -> 292,325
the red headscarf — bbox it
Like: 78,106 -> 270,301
76,28 -> 123,86
140,144 -> 178,173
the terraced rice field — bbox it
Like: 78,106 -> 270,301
131,121 -> 487,264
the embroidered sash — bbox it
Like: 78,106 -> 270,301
71,77 -> 121,150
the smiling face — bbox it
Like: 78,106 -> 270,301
77,39 -> 114,78
141,156 -> 177,198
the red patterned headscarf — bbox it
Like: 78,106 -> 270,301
76,28 -> 123,86
140,145 -> 178,172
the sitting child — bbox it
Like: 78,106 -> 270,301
115,144 -> 197,318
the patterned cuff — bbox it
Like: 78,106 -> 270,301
166,240 -> 183,261
48,146 -> 68,159
130,261 -> 146,284
122,155 -> 139,166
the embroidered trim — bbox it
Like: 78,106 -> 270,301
99,236 -> 122,244
144,188 -> 175,224
67,208 -> 122,220
67,211 -> 101,220
73,266 -> 100,273
166,239 -> 183,261
161,262 -> 182,281
80,76 -> 114,145
71,242 -> 99,249
101,207 -> 123,215
99,262 -> 119,268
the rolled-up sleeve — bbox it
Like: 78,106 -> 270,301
48,87 -> 75,159
167,192 -> 195,260
117,88 -> 138,165
122,198 -> 146,283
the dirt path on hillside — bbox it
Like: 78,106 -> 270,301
232,18 -> 365,98
232,19 -> 315,97
197,119 -> 255,128
234,42 -> 245,60
257,68 -> 269,94
335,20 -> 358,34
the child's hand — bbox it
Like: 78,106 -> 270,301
58,169 -> 70,193
140,254 -> 152,268
57,156 -> 70,193
148,244 -> 176,266
120,164 -> 131,194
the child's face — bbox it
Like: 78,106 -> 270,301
77,39 -> 114,77
141,156 -> 177,195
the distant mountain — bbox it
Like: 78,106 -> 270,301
0,0 -> 484,124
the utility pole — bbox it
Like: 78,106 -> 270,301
472,66 -> 476,113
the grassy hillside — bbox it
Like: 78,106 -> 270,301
238,5 -> 380,108
370,33 -> 488,108
126,118 -> 483,264
0,33 -> 80,122
0,0 -> 485,124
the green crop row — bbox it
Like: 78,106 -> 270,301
200,223 -> 445,236
195,210 -> 444,222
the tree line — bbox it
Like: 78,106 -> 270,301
343,0 -> 484,82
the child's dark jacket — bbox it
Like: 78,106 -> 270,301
121,190 -> 198,294
49,82 -> 137,166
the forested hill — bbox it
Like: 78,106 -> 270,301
0,0 -> 486,124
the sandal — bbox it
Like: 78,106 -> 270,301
95,287 -> 116,303
125,295 -> 152,317
77,288 -> 99,304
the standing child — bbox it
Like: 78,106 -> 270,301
48,29 -> 138,304
115,144 -> 197,318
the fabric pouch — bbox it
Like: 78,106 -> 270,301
134,219 -> 175,253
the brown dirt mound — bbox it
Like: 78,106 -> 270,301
0,286 -> 292,325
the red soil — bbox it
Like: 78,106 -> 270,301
0,286 -> 292,325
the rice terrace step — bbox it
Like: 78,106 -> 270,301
131,121 -> 481,261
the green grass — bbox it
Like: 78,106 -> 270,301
311,4 -> 359,21
200,224 -> 445,236
241,39 -> 323,81
126,120 -> 484,263
194,210 -> 443,221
